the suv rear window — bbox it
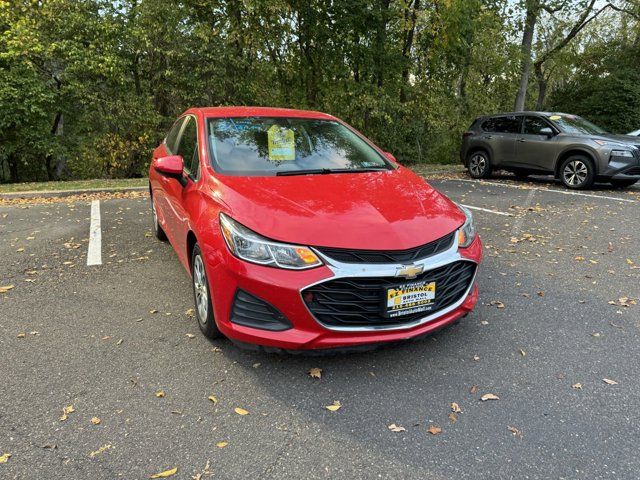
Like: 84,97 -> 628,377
482,116 -> 521,134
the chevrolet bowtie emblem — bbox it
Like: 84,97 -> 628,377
395,264 -> 424,279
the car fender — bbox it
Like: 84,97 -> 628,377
553,144 -> 601,176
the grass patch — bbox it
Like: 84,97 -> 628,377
0,177 -> 148,194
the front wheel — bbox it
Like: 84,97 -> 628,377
610,179 -> 638,188
192,244 -> 222,339
467,151 -> 492,179
559,156 -> 595,189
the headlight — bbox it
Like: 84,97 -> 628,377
219,213 -> 322,269
594,139 -> 623,146
610,149 -> 634,158
456,205 -> 477,248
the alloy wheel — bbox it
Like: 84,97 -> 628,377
193,254 -> 209,324
563,160 -> 588,187
469,154 -> 486,176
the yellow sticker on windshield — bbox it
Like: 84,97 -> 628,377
267,125 -> 295,161
549,115 -> 561,121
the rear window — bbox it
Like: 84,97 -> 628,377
207,117 -> 389,176
482,116 -> 521,134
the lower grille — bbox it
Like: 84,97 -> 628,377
302,260 -> 476,328
231,290 -> 292,331
622,166 -> 640,176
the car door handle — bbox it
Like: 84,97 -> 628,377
517,138 -> 526,142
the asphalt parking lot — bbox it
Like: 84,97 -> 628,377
1,173 -> 639,479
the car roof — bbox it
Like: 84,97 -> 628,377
188,106 -> 337,120
483,111 -> 569,118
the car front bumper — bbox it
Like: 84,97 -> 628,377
203,235 -> 482,350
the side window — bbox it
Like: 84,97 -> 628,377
481,118 -> 496,132
165,118 -> 186,154
493,116 -> 521,134
524,116 -> 550,135
176,117 -> 199,180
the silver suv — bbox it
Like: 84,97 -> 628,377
460,112 -> 640,189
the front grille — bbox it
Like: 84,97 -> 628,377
231,290 -> 292,331
315,232 -> 455,264
303,260 -> 476,328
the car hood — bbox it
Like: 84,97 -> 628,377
594,134 -> 640,146
212,168 -> 465,250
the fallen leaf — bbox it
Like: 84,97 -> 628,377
91,417 -> 101,425
388,423 -> 406,432
185,333 -> 196,339
603,378 -> 618,385
60,405 -> 75,421
149,309 -> 158,314
519,348 -> 526,357
185,308 -> 195,317
0,285 -> 15,293
234,407 -> 249,415
480,393 -> 499,401
16,248 -> 25,252
473,355 -> 480,361
208,395 -> 218,405
0,453 -> 11,464
490,300 -> 505,309
507,425 -> 523,438
17,332 -> 26,338
572,383 -> 582,390
448,413 -> 457,423
451,402 -> 462,413
308,367 -> 322,379
216,441 -> 228,448
155,391 -> 165,398
469,385 -> 478,394
150,467 -> 177,478
252,363 -> 261,368
427,425 -> 442,435
325,401 -> 341,412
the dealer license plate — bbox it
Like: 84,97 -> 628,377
384,281 -> 436,318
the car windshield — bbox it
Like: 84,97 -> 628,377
546,114 -> 608,135
207,117 -> 390,176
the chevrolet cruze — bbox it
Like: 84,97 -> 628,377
149,107 -> 482,351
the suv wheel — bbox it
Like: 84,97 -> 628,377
192,244 -> 222,339
467,151 -> 491,179
560,155 -> 594,189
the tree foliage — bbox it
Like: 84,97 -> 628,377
0,0 -> 638,182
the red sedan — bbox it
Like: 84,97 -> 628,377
149,107 -> 482,351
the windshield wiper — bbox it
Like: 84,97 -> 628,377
276,167 -> 389,176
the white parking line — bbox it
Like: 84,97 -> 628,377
450,178 -> 637,203
87,200 -> 102,266
460,204 -> 513,217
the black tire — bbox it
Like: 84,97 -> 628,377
559,155 -> 595,189
467,151 -> 492,179
610,179 -> 638,188
191,244 -> 222,339
151,194 -> 167,241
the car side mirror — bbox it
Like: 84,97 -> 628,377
154,155 -> 184,179
384,151 -> 397,163
539,127 -> 554,138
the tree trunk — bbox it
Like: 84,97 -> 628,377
374,0 -> 392,88
514,2 -> 538,111
400,0 -> 420,103
534,63 -> 547,110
